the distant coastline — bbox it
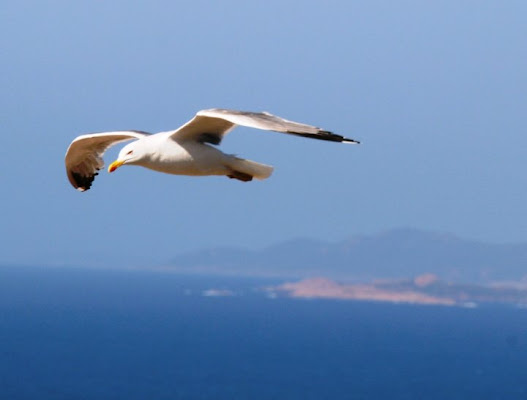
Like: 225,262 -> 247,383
268,275 -> 527,307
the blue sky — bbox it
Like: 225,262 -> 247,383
1,1 -> 526,267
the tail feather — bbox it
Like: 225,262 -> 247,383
227,157 -> 274,181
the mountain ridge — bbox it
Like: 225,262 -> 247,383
168,228 -> 527,283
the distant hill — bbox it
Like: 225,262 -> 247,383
168,229 -> 527,283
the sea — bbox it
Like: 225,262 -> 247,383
1,266 -> 526,399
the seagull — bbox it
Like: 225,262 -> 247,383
65,108 -> 359,192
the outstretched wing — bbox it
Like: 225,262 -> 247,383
169,108 -> 360,145
65,131 -> 149,191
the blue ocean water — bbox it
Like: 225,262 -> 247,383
0,266 -> 526,399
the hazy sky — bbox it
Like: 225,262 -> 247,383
2,1 -> 526,267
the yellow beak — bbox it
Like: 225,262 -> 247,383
108,159 -> 124,173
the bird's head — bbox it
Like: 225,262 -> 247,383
108,142 -> 144,172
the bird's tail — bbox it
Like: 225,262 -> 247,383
226,157 -> 274,181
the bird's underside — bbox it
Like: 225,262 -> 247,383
64,108 -> 359,192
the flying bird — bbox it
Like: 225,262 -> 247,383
65,108 -> 359,192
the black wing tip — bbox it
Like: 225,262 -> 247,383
343,137 -> 360,144
319,130 -> 360,144
287,129 -> 360,144
70,171 -> 98,192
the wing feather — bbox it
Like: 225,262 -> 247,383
65,131 -> 149,191
169,108 -> 359,144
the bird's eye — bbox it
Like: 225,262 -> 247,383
126,150 -> 133,155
